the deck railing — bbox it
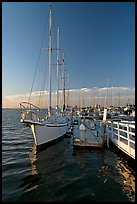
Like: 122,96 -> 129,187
106,120 -> 135,159
20,102 -> 40,121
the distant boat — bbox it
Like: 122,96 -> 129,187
20,3 -> 70,150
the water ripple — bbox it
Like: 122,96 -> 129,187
2,109 -> 135,202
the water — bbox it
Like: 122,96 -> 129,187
2,109 -> 135,202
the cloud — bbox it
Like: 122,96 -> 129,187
3,87 -> 135,108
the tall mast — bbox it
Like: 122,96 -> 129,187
100,88 -> 101,108
119,92 -> 120,107
56,26 -> 60,108
103,79 -> 109,123
48,2 -> 52,114
104,79 -> 109,108
62,52 -> 65,111
67,73 -> 70,107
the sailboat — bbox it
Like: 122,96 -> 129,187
20,3 -> 70,150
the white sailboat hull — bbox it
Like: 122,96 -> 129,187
30,122 -> 69,149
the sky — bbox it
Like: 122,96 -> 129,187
2,2 -> 135,108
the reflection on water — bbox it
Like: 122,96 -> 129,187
27,142 -> 135,202
116,157 -> 135,202
29,145 -> 37,175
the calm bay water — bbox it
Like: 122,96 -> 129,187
2,109 -> 135,202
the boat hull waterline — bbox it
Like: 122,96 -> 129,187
21,119 -> 69,149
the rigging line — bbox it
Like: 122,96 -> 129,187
38,11 -> 58,109
38,54 -> 48,108
38,48 -> 55,108
52,48 -> 57,82
28,17 -> 48,105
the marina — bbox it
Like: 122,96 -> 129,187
2,2 -> 135,203
71,103 -> 135,158
71,109 -> 135,162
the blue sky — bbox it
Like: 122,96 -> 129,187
2,2 -> 135,107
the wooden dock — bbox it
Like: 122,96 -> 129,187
73,119 -> 106,148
